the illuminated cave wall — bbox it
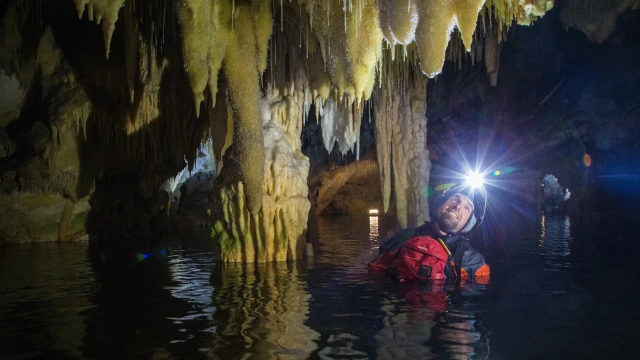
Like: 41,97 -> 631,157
0,0 -> 560,251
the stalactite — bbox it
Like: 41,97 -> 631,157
0,0 -> 562,248
299,0 -> 382,107
484,28 -> 501,86
176,0 -> 233,116
123,2 -> 139,104
209,82 -> 233,172
223,1 -> 271,216
375,44 -> 430,228
72,0 -> 126,59
319,96 -> 357,155
176,0 -> 210,116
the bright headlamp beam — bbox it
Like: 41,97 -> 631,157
465,171 -> 484,188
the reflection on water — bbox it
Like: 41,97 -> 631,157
538,214 -> 573,268
0,214 -> 639,359
0,243 -> 94,359
369,216 -> 380,251
210,262 -> 319,359
374,281 -> 488,360
166,246 -> 216,324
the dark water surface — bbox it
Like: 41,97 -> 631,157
1,214 -> 639,359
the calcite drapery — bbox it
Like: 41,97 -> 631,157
375,48 -> 431,228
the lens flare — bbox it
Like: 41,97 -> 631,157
466,172 -> 484,188
583,154 -> 592,167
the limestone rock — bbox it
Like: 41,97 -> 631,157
0,194 -> 90,244
0,73 -> 24,127
27,122 -> 52,155
0,127 -> 16,158
211,85 -> 311,263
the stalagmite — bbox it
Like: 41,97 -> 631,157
58,199 -> 75,241
211,83 -> 311,263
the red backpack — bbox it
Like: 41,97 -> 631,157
369,236 -> 451,281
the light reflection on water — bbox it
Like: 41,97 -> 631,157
0,214 -> 638,359
538,214 -> 573,268
209,262 -> 319,359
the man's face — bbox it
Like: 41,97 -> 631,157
437,195 -> 474,233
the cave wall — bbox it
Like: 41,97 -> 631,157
0,0 -> 209,243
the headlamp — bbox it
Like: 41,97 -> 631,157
465,171 -> 484,189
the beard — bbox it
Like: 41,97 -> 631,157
438,211 -> 459,232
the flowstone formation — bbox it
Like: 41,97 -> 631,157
0,0 -> 560,260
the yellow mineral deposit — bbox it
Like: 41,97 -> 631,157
344,1 -> 382,105
223,1 -> 271,216
177,0 -> 212,117
379,0 -> 419,49
177,0 -> 232,117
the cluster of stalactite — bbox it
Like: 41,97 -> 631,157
0,0 -> 559,254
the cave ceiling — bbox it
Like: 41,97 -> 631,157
1,0 -> 638,205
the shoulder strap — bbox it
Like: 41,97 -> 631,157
454,237 -> 470,281
437,238 -> 458,278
